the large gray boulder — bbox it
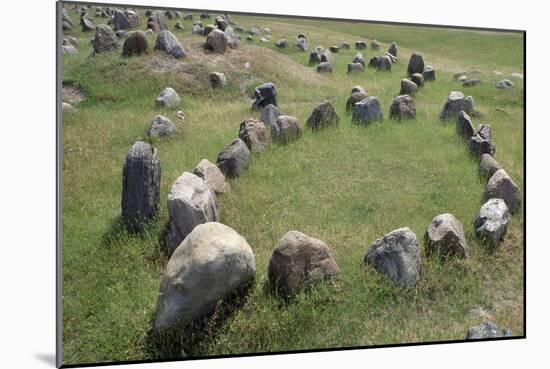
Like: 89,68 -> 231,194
469,124 -> 496,157
352,96 -> 383,124
155,222 -> 256,330
479,153 -> 502,179
485,169 -> 521,213
260,104 -> 281,128
216,138 -> 252,177
148,10 -> 167,31
81,17 -> 96,32
456,111 -> 475,139
407,52 -> 424,75
121,141 -> 161,233
364,227 -> 421,287
474,198 -> 509,248
465,322 -> 513,339
400,79 -> 418,95
306,101 -> 340,130
268,231 -> 340,297
193,159 -> 231,194
155,30 -> 185,58
346,91 -> 369,112
205,29 -> 229,53
389,95 -> 416,121
238,118 -> 269,153
425,213 -> 469,259
147,115 -> 176,138
165,172 -> 219,255
155,87 -> 180,108
92,24 -> 118,53
309,46 -> 334,65
272,115 -> 302,144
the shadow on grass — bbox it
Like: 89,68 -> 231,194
143,282 -> 254,360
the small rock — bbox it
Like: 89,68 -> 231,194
496,79 -> 513,89
238,118 -> 270,153
216,138 -> 252,177
148,115 -> 176,138
272,115 -> 302,144
367,56 -> 379,69
275,39 -> 288,48
400,79 -> 418,95
306,101 -> 340,130
268,231 -> 340,297
510,73 -> 523,80
62,102 -> 76,112
352,96 -> 383,124
155,87 -> 180,108
423,66 -> 436,81
351,86 -> 366,94
215,15 -> 228,31
466,322 -> 513,339
356,41 -> 367,50
485,169 -> 521,213
62,44 -> 78,55
329,46 -> 339,53
364,227 -> 421,287
209,72 -> 227,88
296,37 -> 308,51
389,95 -> 416,121
174,21 -> 184,30
371,40 -> 380,50
81,17 -> 96,32
340,42 -> 350,49
425,213 -> 469,259
193,159 -> 231,194
474,198 -> 509,248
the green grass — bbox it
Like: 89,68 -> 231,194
61,4 -> 524,365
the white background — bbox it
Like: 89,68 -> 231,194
1,0 -> 546,368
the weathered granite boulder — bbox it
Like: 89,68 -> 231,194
121,141 -> 161,232
205,29 -> 229,53
440,91 -> 474,121
238,118 -> 270,153
387,42 -> 397,57
485,169 -> 521,213
317,62 -> 333,73
92,24 -> 118,53
155,30 -> 185,58
193,159 -> 231,194
423,66 -> 436,81
272,115 -> 302,144
165,172 -> 219,255
364,227 -> 421,287
268,231 -> 340,297
346,92 -> 369,112
410,73 -> 424,87
155,222 -> 256,330
216,139 -> 252,177
356,41 -> 367,50
209,72 -> 227,88
425,213 -> 469,259
260,104 -> 281,129
474,198 -> 509,248
352,96 -> 383,124
296,37 -> 308,51
377,55 -> 392,71
389,95 -> 416,121
147,115 -> 176,138
155,87 -> 180,108
400,79 -> 418,95
352,52 -> 365,67
306,101 -> 340,130
347,62 -> 364,74
465,322 -> 513,339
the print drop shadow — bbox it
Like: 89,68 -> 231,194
143,280 -> 255,359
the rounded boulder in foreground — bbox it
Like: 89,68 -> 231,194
268,231 -> 340,297
155,222 -> 256,330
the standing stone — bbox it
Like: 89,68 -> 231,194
407,52 -> 424,75
485,169 -> 521,213
155,30 -> 186,58
112,8 -> 133,30
309,46 -> 334,66
423,66 -> 436,81
456,111 -> 475,139
92,24 -> 118,53
351,86 -> 366,94
368,56 -> 379,69
479,153 -> 502,179
62,44 -> 78,55
205,29 -> 229,53
238,118 -> 270,153
165,172 -> 219,255
147,115 -> 176,138
352,52 -> 366,67
155,222 -> 256,330
377,55 -> 392,71
469,124 -> 496,157
296,37 -> 308,51
191,23 -> 204,35
462,95 -> 475,114
317,62 -> 333,73
252,82 -> 277,109
275,39 -> 288,48
155,87 -> 180,108
122,31 -> 148,56
347,62 -> 364,74
209,72 -> 227,88
474,198 -> 510,248
174,21 -> 184,30
121,141 -> 161,233
306,101 -> 340,130
387,42 -> 397,57
410,73 -> 424,87
215,16 -> 228,31
346,92 -> 369,112
216,139 -> 252,177
466,322 -> 513,339
425,213 -> 469,259
440,91 -> 466,121
268,231 -> 340,297
193,159 -> 231,194
352,96 -> 383,124
81,17 -> 96,32
389,95 -> 416,121
400,79 -> 418,95
272,115 -> 302,144
364,227 -> 421,287
260,104 -> 281,129
355,41 -> 367,50
147,10 -> 166,31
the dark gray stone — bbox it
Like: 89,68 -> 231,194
340,42 -> 350,49
346,92 -> 369,113
317,62 -> 333,73
423,66 -> 436,81
479,153 -> 502,179
275,39 -> 288,48
469,124 -> 496,157
238,118 -> 269,153
81,17 -> 95,32
215,15 -> 228,31
410,73 -> 424,87
407,52 -> 424,75
155,30 -> 185,58
112,8 -> 133,31
296,37 -> 308,51
329,46 -> 339,53
352,52 -> 365,67
209,72 -> 227,88
216,139 -> 252,177
496,79 -> 513,89
456,111 -> 475,139
389,95 -> 416,121
306,101 -> 340,130
387,42 -> 397,57
121,141 -> 161,233
356,41 -> 367,50
485,169 -> 521,213
352,96 -> 383,124
252,82 -> 277,109
440,91 -> 469,121
148,115 -> 176,138
400,79 -> 418,95
368,56 -> 379,68
347,62 -> 364,74
205,29 -> 229,53
122,31 -> 148,56
260,104 -> 281,129
377,55 -> 392,71
365,227 -> 421,287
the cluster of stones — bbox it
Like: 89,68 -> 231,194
454,70 -> 517,90
65,4 -> 519,342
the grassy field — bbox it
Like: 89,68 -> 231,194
60,4 -> 524,365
